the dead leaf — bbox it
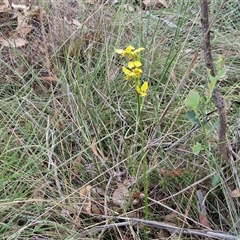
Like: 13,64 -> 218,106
11,0 -> 32,12
143,0 -> 169,9
199,212 -> 210,228
79,185 -> 92,214
79,185 -> 91,201
17,26 -> 33,37
71,19 -> 88,30
230,189 -> 240,198
91,203 -> 101,214
15,6 -> 42,37
0,0 -> 9,12
17,11 -> 29,27
159,168 -> 189,178
196,190 -> 210,227
39,76 -> 59,82
90,136 -> 109,162
0,37 -> 28,47
112,183 -> 129,208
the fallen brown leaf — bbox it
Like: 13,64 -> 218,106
0,37 -> 28,47
79,185 -> 92,214
11,0 -> 32,12
91,203 -> 101,214
199,212 -> 210,228
230,189 -> 240,198
39,76 -> 59,82
196,190 -> 210,227
17,26 -> 34,37
79,185 -> 91,201
112,183 -> 129,208
159,168 -> 189,178
143,0 -> 169,9
0,0 -> 9,13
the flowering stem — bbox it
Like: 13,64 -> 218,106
137,93 -> 149,220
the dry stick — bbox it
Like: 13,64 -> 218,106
77,216 -> 240,239
200,0 -> 228,164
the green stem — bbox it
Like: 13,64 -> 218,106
137,93 -> 149,220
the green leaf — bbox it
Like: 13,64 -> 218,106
208,119 -> 219,134
185,90 -> 200,110
216,67 -> 226,79
186,110 -> 200,124
207,68 -> 217,85
192,142 -> 202,155
212,174 -> 221,188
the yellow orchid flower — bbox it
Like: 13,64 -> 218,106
130,47 -> 145,59
115,46 -> 145,59
128,61 -> 142,69
136,81 -> 148,97
132,68 -> 142,78
115,45 -> 135,58
134,47 -> 145,53
122,66 -> 135,79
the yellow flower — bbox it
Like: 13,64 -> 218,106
122,66 -> 135,79
136,81 -> 148,97
134,47 -> 145,53
115,46 -> 145,59
128,61 -> 142,69
130,47 -> 145,59
132,68 -> 142,78
115,45 -> 135,58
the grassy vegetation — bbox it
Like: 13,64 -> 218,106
0,0 -> 240,239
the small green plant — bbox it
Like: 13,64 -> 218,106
184,56 -> 227,154
115,45 -> 149,220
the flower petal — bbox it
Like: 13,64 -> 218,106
132,68 -> 142,77
134,47 -> 145,53
125,45 -> 135,53
128,61 -> 135,69
136,81 -> 148,97
141,81 -> 148,92
136,85 -> 141,94
133,61 -> 142,67
115,49 -> 124,54
122,66 -> 131,75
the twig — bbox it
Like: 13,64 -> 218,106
200,0 -> 228,164
77,215 -> 240,239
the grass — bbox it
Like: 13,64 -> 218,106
0,0 -> 240,239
